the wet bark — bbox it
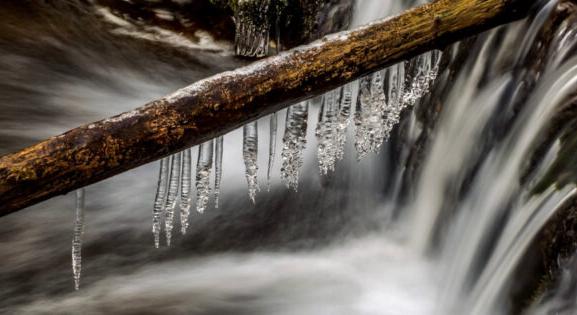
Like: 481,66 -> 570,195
0,0 -> 538,217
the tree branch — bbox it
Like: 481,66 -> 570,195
0,0 -> 537,217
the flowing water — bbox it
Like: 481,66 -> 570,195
2,0 -> 577,314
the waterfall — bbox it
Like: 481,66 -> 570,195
403,1 -> 577,313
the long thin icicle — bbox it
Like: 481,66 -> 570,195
354,75 -> 369,158
428,50 -> 442,85
72,188 -> 85,291
152,157 -> 169,248
214,136 -> 224,208
335,83 -> 353,161
281,102 -> 309,191
180,149 -> 192,234
267,113 -> 277,190
196,141 -> 214,213
384,62 -> 406,135
164,153 -> 181,247
316,88 -> 341,174
243,122 -> 259,203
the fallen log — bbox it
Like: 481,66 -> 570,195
0,0 -> 538,217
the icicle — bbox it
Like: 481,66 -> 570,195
281,102 -> 308,191
384,62 -> 406,136
267,113 -> 277,190
354,76 -> 369,159
214,136 -> 224,208
152,157 -> 169,248
371,71 -> 389,148
164,153 -> 181,247
180,149 -> 192,235
196,141 -> 214,213
243,122 -> 259,203
403,52 -> 433,106
335,83 -> 353,161
72,188 -> 85,291
316,88 -> 341,174
354,71 -> 388,159
428,50 -> 442,83
234,0 -> 271,57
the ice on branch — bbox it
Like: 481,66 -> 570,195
403,52 -> 431,106
164,153 -> 182,247
267,112 -> 278,190
281,102 -> 309,190
72,188 -> 85,291
243,122 -> 260,202
214,136 -> 224,208
335,83 -> 353,161
384,62 -> 406,135
316,88 -> 342,174
180,149 -> 192,234
354,71 -> 388,159
152,157 -> 169,248
352,52 -> 441,160
196,141 -> 214,213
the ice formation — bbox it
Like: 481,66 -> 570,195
243,122 -> 260,202
180,149 -> 192,234
164,153 -> 182,247
72,189 -> 85,291
196,141 -> 214,214
214,136 -> 224,208
281,102 -> 309,190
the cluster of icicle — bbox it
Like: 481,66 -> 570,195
152,137 -> 224,248
68,7 -> 441,290
68,55 -> 440,292
150,50 -> 442,246
354,51 -> 441,159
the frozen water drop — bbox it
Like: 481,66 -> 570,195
403,52 -> 434,106
267,112 -> 278,190
152,157 -> 169,248
354,71 -> 387,159
243,122 -> 259,203
281,102 -> 308,191
164,153 -> 181,247
180,149 -> 192,234
316,88 -> 341,175
214,136 -> 224,209
196,141 -> 214,213
335,83 -> 353,161
72,188 -> 85,291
